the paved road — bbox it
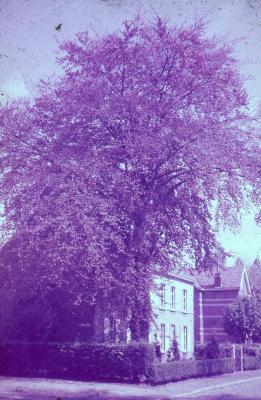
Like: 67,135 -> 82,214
1,370 -> 261,400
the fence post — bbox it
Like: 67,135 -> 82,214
240,345 -> 243,372
232,344 -> 236,373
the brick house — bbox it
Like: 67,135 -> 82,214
193,263 -> 251,344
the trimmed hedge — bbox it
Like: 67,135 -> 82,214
148,358 -> 235,385
195,342 -> 233,360
243,344 -> 261,357
0,341 -> 155,382
1,342 -> 261,385
243,356 -> 261,370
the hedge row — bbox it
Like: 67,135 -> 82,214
1,342 -> 261,385
149,355 -> 261,385
148,358 -> 235,385
243,356 -> 261,370
195,342 -> 261,360
0,341 -> 155,382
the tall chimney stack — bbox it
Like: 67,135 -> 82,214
214,272 -> 222,287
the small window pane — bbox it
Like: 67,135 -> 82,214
171,286 -> 176,309
183,289 -> 187,312
160,284 -> 166,308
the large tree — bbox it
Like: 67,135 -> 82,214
0,18 -> 260,340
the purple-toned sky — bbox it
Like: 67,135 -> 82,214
0,0 -> 260,263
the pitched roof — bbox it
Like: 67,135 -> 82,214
158,261 -> 251,292
193,263 -> 245,289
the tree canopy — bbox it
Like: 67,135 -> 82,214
0,18 -> 260,340
224,291 -> 261,343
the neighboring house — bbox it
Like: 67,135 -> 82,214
193,263 -> 251,344
150,273 -> 194,358
248,258 -> 261,291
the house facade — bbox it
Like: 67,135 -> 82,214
95,263 -> 251,351
149,273 -> 194,358
193,264 -> 251,344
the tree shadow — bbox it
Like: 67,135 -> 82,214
1,390 -> 261,400
176,395 -> 261,400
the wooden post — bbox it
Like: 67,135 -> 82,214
232,344 -> 236,373
240,345 -> 243,372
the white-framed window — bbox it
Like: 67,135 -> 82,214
183,289 -> 187,312
183,326 -> 188,352
170,324 -> 176,341
171,286 -> 176,309
159,284 -> 166,308
160,323 -> 166,352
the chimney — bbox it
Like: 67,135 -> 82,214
214,272 -> 222,287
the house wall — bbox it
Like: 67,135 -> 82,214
239,270 -> 251,296
194,288 -> 204,345
150,275 -> 194,358
201,288 -> 239,343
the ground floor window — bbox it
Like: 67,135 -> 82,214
170,324 -> 176,341
183,326 -> 188,352
160,323 -> 166,352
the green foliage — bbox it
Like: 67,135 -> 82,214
167,338 -> 180,361
194,337 -> 221,360
243,356 -> 261,370
125,340 -> 155,380
1,17 -> 259,343
205,336 -> 221,359
243,343 -> 261,356
194,344 -> 206,360
219,343 -> 233,358
0,341 -> 155,382
148,358 -> 235,385
155,342 -> 162,362
224,291 -> 261,342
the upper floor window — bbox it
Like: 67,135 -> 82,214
171,286 -> 176,310
183,289 -> 187,312
160,284 -> 166,308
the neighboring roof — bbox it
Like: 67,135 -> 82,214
154,269 -> 196,286
169,263 -> 249,291
248,258 -> 261,291
168,270 -> 195,284
193,263 -> 245,290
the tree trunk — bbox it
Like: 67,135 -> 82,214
129,293 -> 151,341
93,295 -> 105,342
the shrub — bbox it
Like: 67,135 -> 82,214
167,339 -> 180,362
0,341 -> 155,382
219,343 -> 233,358
125,340 -> 155,381
194,344 -> 207,360
243,356 -> 259,370
205,336 -> 221,359
148,358 -> 235,385
195,337 -> 222,360
155,342 -> 162,362
243,343 -> 261,356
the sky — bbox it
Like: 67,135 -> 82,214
0,0 -> 260,263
